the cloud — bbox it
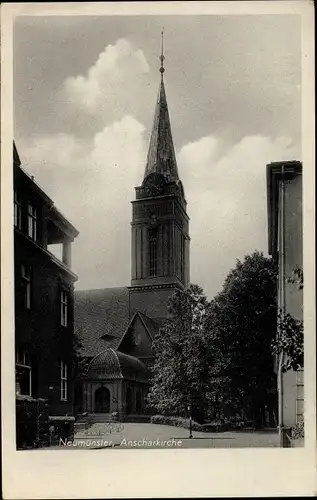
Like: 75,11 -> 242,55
18,115 -> 147,290
14,23 -> 302,299
62,38 -> 152,128
19,127 -> 301,299
178,134 -> 301,297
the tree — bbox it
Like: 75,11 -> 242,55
147,284 -> 209,423
271,268 -> 304,372
203,251 -> 278,427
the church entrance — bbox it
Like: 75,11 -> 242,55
94,386 -> 110,413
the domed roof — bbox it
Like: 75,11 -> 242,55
86,349 -> 149,383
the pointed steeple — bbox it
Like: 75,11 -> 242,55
144,31 -> 179,182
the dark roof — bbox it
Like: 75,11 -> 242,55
86,349 -> 149,383
138,312 -> 159,340
144,78 -> 179,182
74,287 -> 130,357
266,160 -> 302,255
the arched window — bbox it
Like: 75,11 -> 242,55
149,229 -> 158,276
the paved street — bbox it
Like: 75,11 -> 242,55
53,422 -> 280,450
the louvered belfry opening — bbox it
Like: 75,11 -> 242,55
148,228 -> 158,276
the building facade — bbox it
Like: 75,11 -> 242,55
14,142 -> 79,447
75,54 -> 190,420
266,160 -> 303,437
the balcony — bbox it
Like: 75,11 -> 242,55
47,218 -> 73,268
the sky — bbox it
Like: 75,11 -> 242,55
13,14 -> 302,299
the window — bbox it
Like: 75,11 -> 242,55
149,229 -> 158,276
14,191 -> 22,229
27,203 -> 37,241
16,348 -> 32,396
21,264 -> 31,309
60,361 -> 68,401
134,330 -> 141,346
61,289 -> 68,327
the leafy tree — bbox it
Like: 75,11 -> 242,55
203,251 -> 278,427
147,284 -> 209,423
271,268 -> 304,372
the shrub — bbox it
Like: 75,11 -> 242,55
150,415 -> 204,431
203,420 -> 229,432
150,415 -> 232,432
16,397 -> 49,449
292,420 -> 304,439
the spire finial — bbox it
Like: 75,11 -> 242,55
159,28 -> 165,79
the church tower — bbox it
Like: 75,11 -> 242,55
129,34 -> 190,320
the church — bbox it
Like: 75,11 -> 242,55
74,47 -> 190,419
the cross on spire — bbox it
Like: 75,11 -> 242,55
159,29 -> 165,78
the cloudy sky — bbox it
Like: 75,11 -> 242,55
14,14 -> 301,299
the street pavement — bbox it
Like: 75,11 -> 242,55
53,422 -> 280,450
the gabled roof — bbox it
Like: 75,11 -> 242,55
144,79 -> 179,182
116,311 -> 159,351
138,312 -> 160,340
74,287 -> 162,358
74,287 -> 130,357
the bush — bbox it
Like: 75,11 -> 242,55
203,420 -> 229,432
150,415 -> 232,432
49,419 -> 74,445
292,420 -> 304,439
150,415 -> 204,432
16,397 -> 49,449
122,414 -> 150,423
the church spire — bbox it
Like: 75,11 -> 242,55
144,31 -> 179,182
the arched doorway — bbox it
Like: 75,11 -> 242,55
94,386 -> 110,413
126,387 -> 133,415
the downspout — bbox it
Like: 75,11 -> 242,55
278,165 -> 286,443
